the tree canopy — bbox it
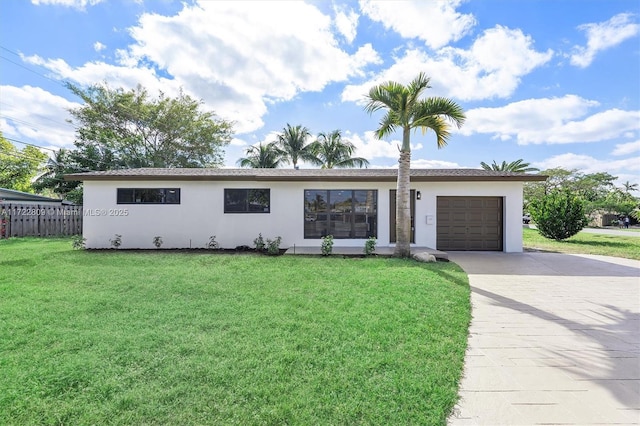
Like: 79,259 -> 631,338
66,82 -> 234,168
0,132 -> 48,193
309,130 -> 369,169
237,142 -> 285,168
276,124 -> 319,169
480,159 -> 539,173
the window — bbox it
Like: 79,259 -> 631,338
117,188 -> 180,204
304,190 -> 377,239
224,189 -> 270,213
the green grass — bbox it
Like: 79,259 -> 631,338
0,238 -> 470,425
523,227 -> 640,260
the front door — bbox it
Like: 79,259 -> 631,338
389,189 -> 415,243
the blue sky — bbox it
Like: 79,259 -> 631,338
1,0 -> 639,185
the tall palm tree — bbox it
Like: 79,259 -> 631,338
309,130 -> 370,169
622,181 -> 638,193
480,159 -> 539,173
236,142 -> 284,168
276,123 -> 319,169
365,72 -> 466,258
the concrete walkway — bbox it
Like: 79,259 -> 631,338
447,252 -> 640,425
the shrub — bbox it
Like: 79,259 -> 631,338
109,234 -> 122,249
529,189 -> 588,241
207,235 -> 220,250
71,235 -> 86,250
153,236 -> 163,248
254,233 -> 265,252
266,236 -> 282,255
364,236 -> 376,256
321,235 -> 334,256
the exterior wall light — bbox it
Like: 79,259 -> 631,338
416,191 -> 421,200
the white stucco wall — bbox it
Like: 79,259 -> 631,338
82,179 -> 524,252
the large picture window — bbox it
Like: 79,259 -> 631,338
224,189 -> 270,213
117,188 -> 180,204
304,190 -> 377,239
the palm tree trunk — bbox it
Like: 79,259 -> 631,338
394,148 -> 411,258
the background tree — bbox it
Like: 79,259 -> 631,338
276,124 -> 319,169
66,82 -> 233,168
309,130 -> 369,169
0,133 -> 48,193
364,72 -> 465,258
529,189 -> 588,241
237,142 -> 284,168
480,159 -> 539,173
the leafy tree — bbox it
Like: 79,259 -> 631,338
0,133 -> 48,192
309,130 -> 369,169
66,82 -> 233,168
524,168 -> 619,214
32,148 -> 85,204
276,124 -> 319,169
480,159 -> 539,173
529,189 -> 588,241
600,189 -> 638,217
237,142 -> 284,168
364,72 -> 465,258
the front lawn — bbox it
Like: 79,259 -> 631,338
523,227 -> 640,260
0,238 -> 470,425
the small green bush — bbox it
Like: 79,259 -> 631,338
207,235 -> 220,250
71,235 -> 86,250
153,236 -> 163,248
110,234 -> 122,249
364,236 -> 376,256
266,236 -> 282,255
321,235 -> 334,256
529,189 -> 588,241
254,233 -> 265,252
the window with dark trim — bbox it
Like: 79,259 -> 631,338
304,189 -> 377,239
224,189 -> 270,213
117,188 -> 180,204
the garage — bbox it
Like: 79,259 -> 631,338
437,196 -> 503,251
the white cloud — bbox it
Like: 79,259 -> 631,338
612,140 -> 640,156
93,42 -> 106,52
0,85 -> 79,149
31,0 -> 103,9
125,1 -> 381,132
334,6 -> 359,44
461,95 -> 640,145
25,1 -> 381,134
342,26 -> 553,103
347,131 -> 422,160
571,13 -> 640,68
359,0 -> 476,49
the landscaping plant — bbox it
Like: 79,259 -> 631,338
364,236 -> 376,256
254,233 -> 265,252
207,235 -> 220,250
266,236 -> 282,255
529,189 -> 588,241
152,236 -> 163,248
109,234 -> 122,249
71,235 -> 86,250
321,235 -> 334,256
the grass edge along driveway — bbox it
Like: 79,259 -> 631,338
0,238 -> 471,425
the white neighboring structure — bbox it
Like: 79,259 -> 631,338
66,168 -> 546,252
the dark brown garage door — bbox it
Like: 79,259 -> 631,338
437,197 -> 503,251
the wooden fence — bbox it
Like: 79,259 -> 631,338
0,203 -> 82,238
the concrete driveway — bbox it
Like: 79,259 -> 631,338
447,252 -> 640,425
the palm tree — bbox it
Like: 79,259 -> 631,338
236,142 -> 284,168
276,124 -> 319,169
365,72 -> 466,258
622,181 -> 638,193
480,159 -> 539,173
309,130 -> 370,169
